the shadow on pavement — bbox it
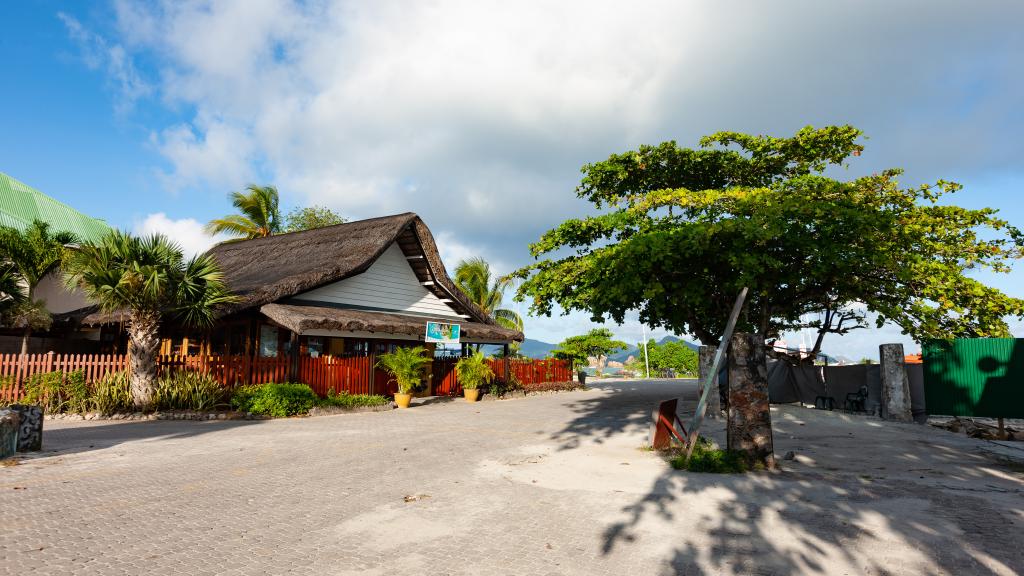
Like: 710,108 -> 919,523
28,418 -> 267,458
553,379 -> 1024,575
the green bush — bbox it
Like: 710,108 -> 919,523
21,370 -> 88,414
318,389 -> 390,409
91,371 -> 133,414
670,437 -> 750,473
153,370 -> 225,411
231,383 -> 318,417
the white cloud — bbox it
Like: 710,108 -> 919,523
133,213 -> 224,256
58,12 -> 151,114
70,0 -> 1024,347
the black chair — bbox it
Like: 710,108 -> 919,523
845,385 -> 869,412
814,396 -> 835,411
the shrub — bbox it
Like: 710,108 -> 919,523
455,352 -> 494,391
153,370 -> 224,411
20,370 -> 88,414
318,389 -> 390,409
231,383 -> 318,417
91,371 -> 133,414
487,372 -> 522,396
521,381 -> 583,393
670,437 -> 750,473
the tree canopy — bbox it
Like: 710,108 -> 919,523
550,328 -> 627,367
632,339 -> 699,377
64,230 -> 235,406
454,257 -> 524,333
515,125 -> 1024,347
206,184 -> 283,239
284,205 -> 346,232
0,220 -> 77,353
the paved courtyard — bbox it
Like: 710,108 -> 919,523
2,379 -> 1022,575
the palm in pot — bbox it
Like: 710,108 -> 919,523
377,346 -> 432,408
456,351 -> 494,402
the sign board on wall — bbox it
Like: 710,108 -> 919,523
425,322 -> 461,344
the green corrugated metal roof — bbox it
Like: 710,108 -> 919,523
0,172 -> 111,243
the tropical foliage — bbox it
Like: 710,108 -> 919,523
455,351 -> 495,390
231,382 -> 318,417
377,346 -> 432,394
284,205 -> 346,232
454,257 -> 523,333
515,125 -> 1024,349
631,339 -> 699,377
0,220 -> 77,353
206,184 -> 283,239
64,230 -> 235,408
152,371 -> 225,412
551,328 -> 627,368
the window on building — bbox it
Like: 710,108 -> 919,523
259,324 -> 279,357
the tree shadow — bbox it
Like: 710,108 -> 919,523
554,379 -> 1024,575
23,418 -> 267,459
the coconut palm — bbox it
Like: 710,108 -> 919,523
205,184 -> 282,239
0,220 -> 77,354
64,230 -> 236,408
453,257 -> 524,333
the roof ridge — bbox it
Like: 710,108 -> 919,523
207,211 -> 418,252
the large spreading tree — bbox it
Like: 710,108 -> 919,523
515,126 -> 1024,350
64,231 -> 235,407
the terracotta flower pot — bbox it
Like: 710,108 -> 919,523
464,388 -> 480,402
394,393 -> 413,409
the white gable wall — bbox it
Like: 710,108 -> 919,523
291,243 -> 463,319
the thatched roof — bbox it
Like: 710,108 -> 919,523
261,303 -> 522,343
65,213 -> 523,340
207,213 -> 494,323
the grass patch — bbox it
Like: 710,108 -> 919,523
317,390 -> 390,409
670,437 -> 751,474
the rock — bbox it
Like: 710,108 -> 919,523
783,451 -> 796,461
0,409 -> 20,459
9,405 -> 43,452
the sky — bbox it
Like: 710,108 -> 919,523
2,0 -> 1023,359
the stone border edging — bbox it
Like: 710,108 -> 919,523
308,403 -> 395,416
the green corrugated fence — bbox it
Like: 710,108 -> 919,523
922,338 -> 1024,418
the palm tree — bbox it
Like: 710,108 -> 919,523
0,220 -> 77,354
205,184 -> 282,239
0,265 -> 26,316
454,257 -> 524,334
64,230 -> 236,408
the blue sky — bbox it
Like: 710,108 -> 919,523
2,1 -> 1023,358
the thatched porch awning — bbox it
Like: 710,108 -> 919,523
260,303 -> 523,343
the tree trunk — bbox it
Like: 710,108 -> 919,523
128,310 -> 161,409
20,286 -> 33,356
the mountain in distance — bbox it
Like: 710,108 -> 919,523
608,335 -> 699,363
518,338 -> 559,359
516,335 -> 699,361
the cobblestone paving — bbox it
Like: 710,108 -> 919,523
2,380 -> 1022,575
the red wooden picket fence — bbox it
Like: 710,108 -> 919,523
432,357 -> 574,397
0,352 -> 573,402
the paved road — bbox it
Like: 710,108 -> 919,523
2,379 -> 1022,575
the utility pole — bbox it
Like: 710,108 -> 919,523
641,323 -> 651,379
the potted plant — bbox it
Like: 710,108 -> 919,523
377,346 -> 432,408
455,351 -> 494,402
